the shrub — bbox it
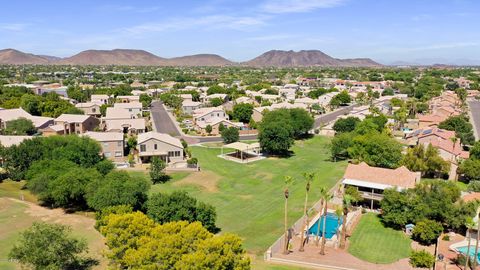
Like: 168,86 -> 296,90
409,250 -> 434,268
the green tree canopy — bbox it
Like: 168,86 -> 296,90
3,118 -> 36,135
220,126 -> 240,144
232,103 -> 254,123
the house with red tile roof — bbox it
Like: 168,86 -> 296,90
341,162 -> 420,209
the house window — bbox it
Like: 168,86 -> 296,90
75,123 -> 80,127
154,144 -> 157,150
175,151 -> 181,157
103,142 -> 109,147
115,151 -> 122,157
117,141 -> 122,147
140,144 -> 146,152
168,151 -> 174,157
92,108 -> 96,112
104,152 -> 111,157
129,109 -> 132,112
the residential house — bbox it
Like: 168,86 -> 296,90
193,107 -> 228,124
180,94 -> 193,103
104,118 -> 146,135
0,108 -> 53,130
84,131 -> 124,161
137,131 -> 184,163
75,102 -> 101,117
117,95 -> 140,103
104,107 -> 135,120
113,102 -> 143,119
182,101 -> 202,115
44,114 -> 99,136
0,135 -> 33,147
91,94 -> 110,105
342,162 -> 420,209
196,118 -> 243,135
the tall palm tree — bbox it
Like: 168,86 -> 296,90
340,194 -> 353,249
335,207 -> 343,247
299,172 -> 315,252
465,217 -> 474,270
315,186 -> 328,246
283,176 -> 294,254
320,191 -> 333,255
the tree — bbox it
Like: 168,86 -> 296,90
439,115 -> 475,145
139,93 -> 152,108
149,156 -> 168,183
9,222 -> 94,270
463,217 -> 475,269
332,117 -> 360,134
258,120 -> 294,155
319,188 -> 332,255
382,87 -> 394,96
299,172 -> 314,252
220,126 -> 239,144
409,250 -> 435,268
412,219 -> 443,245
289,108 -> 314,137
459,159 -> 480,181
402,144 -> 450,177
99,212 -> 249,269
85,171 -> 150,211
470,141 -> 480,159
3,118 -> 36,135
348,133 -> 403,169
330,132 -> 354,161
94,159 -> 115,175
146,191 -> 218,233
210,97 -> 225,107
283,176 -> 293,254
205,124 -> 213,135
330,90 -> 351,107
20,94 -> 42,115
232,103 -> 254,123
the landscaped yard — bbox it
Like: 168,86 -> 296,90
148,136 -> 347,264
348,213 -> 412,264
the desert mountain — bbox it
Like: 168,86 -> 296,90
0,49 -> 51,65
244,50 -> 381,67
166,54 -> 233,66
57,49 -> 167,66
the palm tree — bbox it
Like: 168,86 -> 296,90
299,172 -> 315,252
465,217 -> 474,270
335,207 -> 343,247
320,191 -> 333,255
283,176 -> 294,254
315,187 -> 328,246
340,194 -> 353,249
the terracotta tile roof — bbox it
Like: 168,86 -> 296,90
342,162 -> 418,189
429,139 -> 469,158
462,192 -> 480,203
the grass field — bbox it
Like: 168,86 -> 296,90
348,213 -> 412,264
148,136 -> 347,265
0,182 -> 106,270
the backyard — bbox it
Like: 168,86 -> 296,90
348,213 -> 412,264
148,136 -> 347,265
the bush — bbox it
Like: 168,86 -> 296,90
94,159 -> 115,175
412,219 -> 443,245
221,127 -> 240,144
409,250 -> 434,268
187,157 -> 198,165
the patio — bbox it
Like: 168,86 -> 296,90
218,142 -> 265,163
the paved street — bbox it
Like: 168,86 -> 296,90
150,101 -> 181,136
468,100 -> 480,140
314,104 -> 358,128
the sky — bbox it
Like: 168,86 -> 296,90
0,0 -> 479,64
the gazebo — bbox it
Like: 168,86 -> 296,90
220,142 -> 263,163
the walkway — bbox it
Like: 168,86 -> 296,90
467,99 -> 480,140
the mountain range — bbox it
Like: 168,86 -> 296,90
0,48 -> 380,67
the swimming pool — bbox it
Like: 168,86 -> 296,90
456,246 -> 480,261
308,213 -> 343,239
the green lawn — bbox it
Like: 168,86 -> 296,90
149,136 -> 347,257
348,213 -> 412,264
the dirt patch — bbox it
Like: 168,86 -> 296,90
173,171 -> 221,192
254,172 -> 274,181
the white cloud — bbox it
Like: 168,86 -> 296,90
123,15 -> 267,35
0,23 -> 28,31
261,0 -> 345,14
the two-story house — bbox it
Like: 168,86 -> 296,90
113,102 -> 143,119
84,131 -> 124,161
43,114 -> 99,136
137,131 -> 184,164
75,102 -> 101,117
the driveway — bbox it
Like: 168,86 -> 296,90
468,99 -> 480,140
150,101 -> 181,136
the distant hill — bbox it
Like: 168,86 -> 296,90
0,48 -> 381,67
244,50 -> 381,67
166,54 -> 233,66
57,49 -> 167,66
0,49 -> 50,65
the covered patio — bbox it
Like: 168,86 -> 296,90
219,142 -> 264,163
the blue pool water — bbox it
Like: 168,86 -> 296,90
456,246 -> 480,261
308,213 -> 343,239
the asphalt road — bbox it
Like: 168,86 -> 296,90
150,101 -> 181,136
314,104 -> 358,128
468,100 -> 480,140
